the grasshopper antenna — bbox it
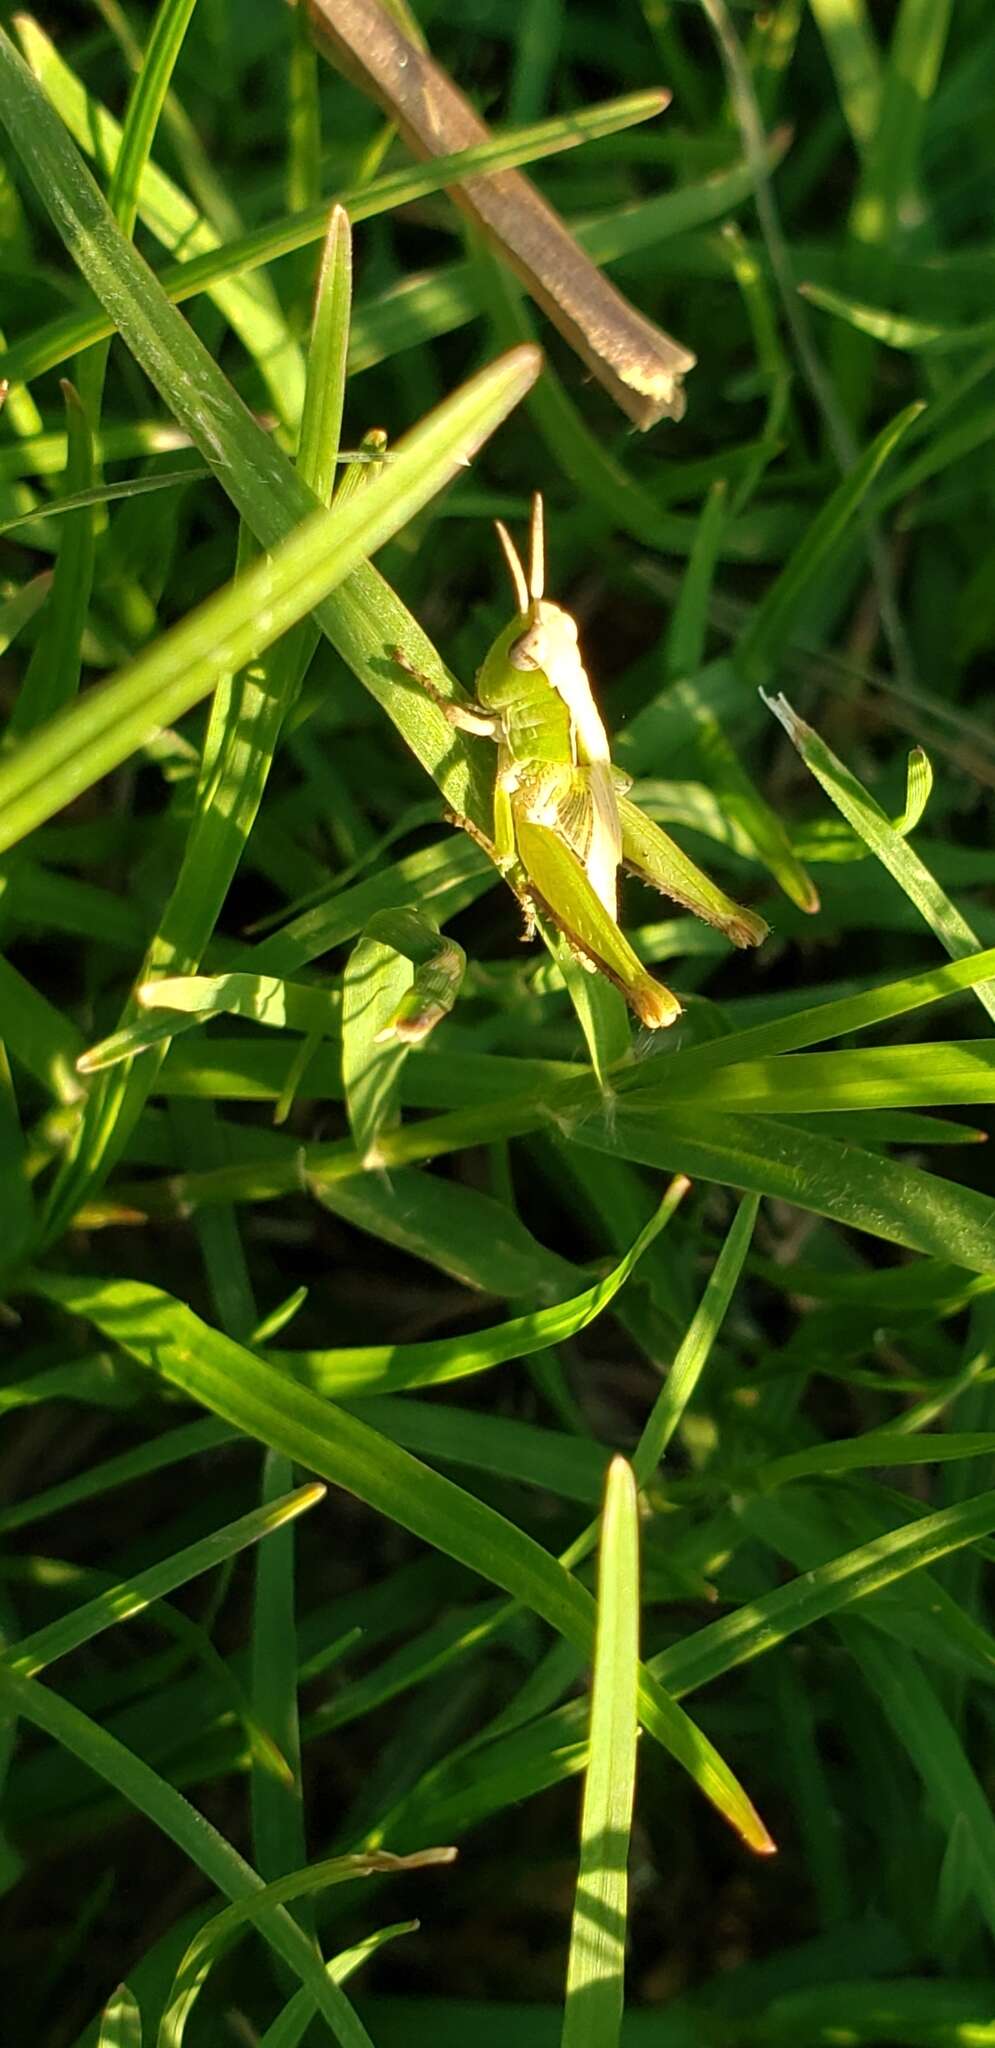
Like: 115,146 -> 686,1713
528,491 -> 545,601
494,520 -> 529,615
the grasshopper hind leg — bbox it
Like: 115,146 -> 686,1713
516,818 -> 682,1030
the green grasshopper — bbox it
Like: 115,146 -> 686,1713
396,496 -> 768,1029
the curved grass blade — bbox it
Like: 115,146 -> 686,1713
0,1667 -> 376,2048
279,1192 -> 675,1394
161,1846 -> 454,2048
764,694 -> 995,1025
24,1264 -> 772,1851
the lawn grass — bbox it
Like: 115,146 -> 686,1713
1,1 -> 995,2043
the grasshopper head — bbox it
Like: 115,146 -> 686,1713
480,497 -> 612,768
476,491 -> 553,711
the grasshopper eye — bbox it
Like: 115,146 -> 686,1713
509,632 -> 540,671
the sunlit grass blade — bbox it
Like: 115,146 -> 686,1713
568,1104 -> 995,1276
635,945 -> 995,1080
283,1189 -> 673,1394
78,973 -> 339,1072
0,571 -> 51,654
116,1069 -> 995,1281
755,1429 -> 995,1494
342,909 -> 466,1162
4,1483 -> 323,1677
648,1041 -> 995,1116
808,0 -> 882,151
561,1458 -> 639,2048
258,1923 -> 419,2048
0,25 -> 518,825
800,280 -> 995,354
0,465 -> 210,540
15,7 -> 305,427
98,1983 -> 141,2048
0,346 -> 538,859
658,1486 -> 995,1699
76,837 -> 494,1072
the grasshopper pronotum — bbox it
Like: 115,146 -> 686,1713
396,496 -> 768,1029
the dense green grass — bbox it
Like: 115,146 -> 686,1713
2,0 -> 995,2041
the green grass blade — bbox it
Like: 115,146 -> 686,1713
342,929 -> 414,1163
842,1628 -> 995,1941
0,1417 -> 236,1537
649,1041 -> 995,1116
808,0 -> 882,153
664,480 -> 727,681
755,1430 -> 995,1493
250,1454 -> 311,1904
800,280 -> 995,355
0,1044 -> 33,1267
161,1851 -> 450,2048
4,1485 -> 323,1677
7,381 -> 93,737
257,1925 -> 419,2048
737,403 -> 923,684
0,955 -> 84,1101
282,1191 -> 672,1394
561,1458 -> 639,2048
103,0 -> 200,240
658,1487 -> 995,1699
632,1194 -> 758,1482
16,9 -> 305,427
0,571 -> 52,654
636,945 -> 995,1080
571,1104 -> 995,1276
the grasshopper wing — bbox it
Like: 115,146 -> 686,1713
514,759 -> 622,920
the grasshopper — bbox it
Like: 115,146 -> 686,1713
396,496 -> 768,1029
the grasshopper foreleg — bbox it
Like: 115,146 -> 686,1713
390,646 -> 499,738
